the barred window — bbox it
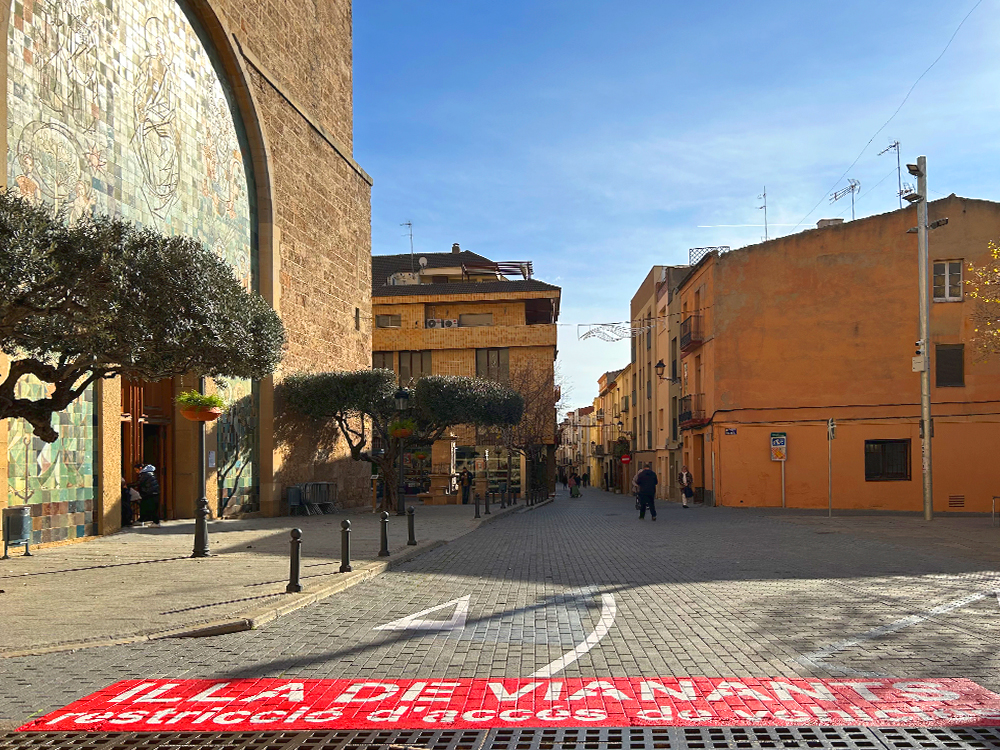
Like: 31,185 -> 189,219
864,440 -> 911,481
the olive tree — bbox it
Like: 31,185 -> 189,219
282,370 -> 524,511
0,192 -> 285,442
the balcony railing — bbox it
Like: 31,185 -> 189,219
678,393 -> 707,428
680,315 -> 704,352
594,445 -> 605,457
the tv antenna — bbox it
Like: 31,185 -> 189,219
830,179 -> 861,220
758,186 -> 768,241
401,220 -> 414,271
878,140 -> 903,209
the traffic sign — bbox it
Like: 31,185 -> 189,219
621,455 -> 631,464
770,432 -> 787,462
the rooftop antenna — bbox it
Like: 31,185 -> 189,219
401,220 -> 414,271
879,140 -> 903,209
757,186 -> 768,241
830,179 -> 861,220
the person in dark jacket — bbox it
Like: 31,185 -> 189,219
459,468 -> 473,505
635,462 -> 659,520
133,462 -> 161,527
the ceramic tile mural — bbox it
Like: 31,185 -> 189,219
7,0 -> 256,538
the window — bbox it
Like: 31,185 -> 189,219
935,344 -> 964,387
525,298 -> 554,325
459,312 -> 493,327
864,440 -> 911,481
375,314 -> 401,328
399,350 -> 431,384
355,307 -> 360,330
933,260 -> 963,301
372,351 -> 393,370
476,348 -> 509,382
671,338 -> 678,380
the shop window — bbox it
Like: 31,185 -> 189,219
399,350 -> 432,384
375,314 -> 402,328
864,439 -> 911,481
935,344 -> 964,387
372,351 -> 393,370
933,260 -> 963,301
459,313 -> 493,327
476,348 -> 509,382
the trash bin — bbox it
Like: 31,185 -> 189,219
2,504 -> 32,558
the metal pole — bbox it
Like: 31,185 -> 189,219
340,519 -> 352,572
396,438 -> 406,516
474,491 -> 481,519
485,488 -> 491,515
828,431 -> 833,518
379,511 -> 390,556
916,155 -> 933,521
191,497 -> 211,558
407,506 -> 417,545
286,528 -> 302,593
780,461 -> 786,509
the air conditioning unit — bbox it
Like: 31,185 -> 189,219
425,319 -> 458,329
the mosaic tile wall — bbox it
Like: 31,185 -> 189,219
7,0 -> 256,540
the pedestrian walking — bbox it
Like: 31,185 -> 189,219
459,467 -> 473,505
569,471 -> 581,498
604,470 -> 610,491
678,465 -> 694,508
582,470 -> 590,487
560,472 -> 569,491
635,462 -> 658,520
132,462 -> 161,527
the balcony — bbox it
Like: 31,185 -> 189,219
678,393 -> 708,429
680,315 -> 704,353
594,445 -> 605,457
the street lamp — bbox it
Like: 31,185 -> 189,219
394,387 -> 410,516
654,360 -> 666,380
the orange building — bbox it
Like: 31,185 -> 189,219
676,196 -> 1000,512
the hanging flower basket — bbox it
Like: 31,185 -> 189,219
389,418 -> 416,439
176,390 -> 226,422
180,406 -> 223,422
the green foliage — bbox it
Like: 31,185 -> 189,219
388,418 -> 417,435
281,371 -> 524,511
176,390 -> 226,409
0,191 -> 285,441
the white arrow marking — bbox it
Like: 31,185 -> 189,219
530,592 -> 616,678
373,596 -> 470,632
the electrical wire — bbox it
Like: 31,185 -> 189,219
790,0 -> 984,233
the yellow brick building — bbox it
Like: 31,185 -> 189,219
372,244 -> 561,500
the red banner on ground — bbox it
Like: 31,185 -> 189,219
20,678 -> 1000,731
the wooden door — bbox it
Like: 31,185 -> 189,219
121,379 -> 174,518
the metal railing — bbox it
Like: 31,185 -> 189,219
680,315 -> 704,351
679,393 -> 705,427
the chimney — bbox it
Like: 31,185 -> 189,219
451,243 -> 461,254
817,218 -> 844,229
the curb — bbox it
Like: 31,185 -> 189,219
0,504 -> 524,658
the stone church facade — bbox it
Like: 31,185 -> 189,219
0,0 -> 372,543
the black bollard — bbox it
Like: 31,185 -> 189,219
474,492 -> 481,519
191,497 -> 211,558
286,528 -> 303,593
340,519 -> 352,573
407,506 -> 417,545
379,511 -> 390,556
485,490 -> 491,515
500,491 -> 506,509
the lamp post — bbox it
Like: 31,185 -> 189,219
654,359 -> 666,380
394,387 -> 410,516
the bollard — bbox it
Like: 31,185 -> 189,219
500,491 -> 506,509
191,497 -> 211,558
474,492 -> 481,519
485,490 -> 491,515
340,519 -> 353,572
286,528 -> 303,593
379,511 -> 390,556
407,506 -> 417,545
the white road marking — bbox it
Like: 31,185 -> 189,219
798,588 -> 997,675
373,596 -> 470,632
530,592 -> 617,678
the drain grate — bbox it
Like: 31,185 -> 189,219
5,728 -> 1000,750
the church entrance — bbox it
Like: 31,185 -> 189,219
121,379 -> 174,520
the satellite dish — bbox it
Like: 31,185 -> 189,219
418,256 -> 428,268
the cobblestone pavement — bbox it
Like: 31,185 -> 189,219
4,487 -> 1000,728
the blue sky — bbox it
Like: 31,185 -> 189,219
354,0 -> 999,407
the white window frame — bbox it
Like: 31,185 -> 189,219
932,259 -> 963,302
